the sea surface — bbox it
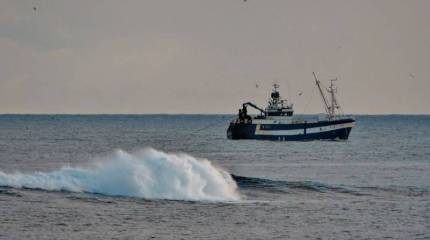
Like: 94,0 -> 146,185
0,115 -> 429,240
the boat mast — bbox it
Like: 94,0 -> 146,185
313,72 -> 331,117
328,79 -> 340,117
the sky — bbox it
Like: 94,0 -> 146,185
0,0 -> 429,114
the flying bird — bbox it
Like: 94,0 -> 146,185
33,6 -> 37,11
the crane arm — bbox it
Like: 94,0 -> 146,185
242,102 -> 266,114
313,72 -> 331,116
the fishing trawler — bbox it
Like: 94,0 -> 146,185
227,72 -> 355,141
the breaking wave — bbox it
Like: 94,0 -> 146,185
0,148 -> 240,201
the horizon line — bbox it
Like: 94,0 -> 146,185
0,113 -> 429,116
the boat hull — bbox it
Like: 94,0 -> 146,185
227,118 -> 355,141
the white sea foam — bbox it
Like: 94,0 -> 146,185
0,148 -> 240,201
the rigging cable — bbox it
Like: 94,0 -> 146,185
181,116 -> 231,142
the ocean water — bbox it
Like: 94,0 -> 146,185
0,115 -> 429,239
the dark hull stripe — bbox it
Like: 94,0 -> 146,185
227,119 -> 354,141
256,118 -> 355,130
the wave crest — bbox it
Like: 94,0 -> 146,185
0,148 -> 240,201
